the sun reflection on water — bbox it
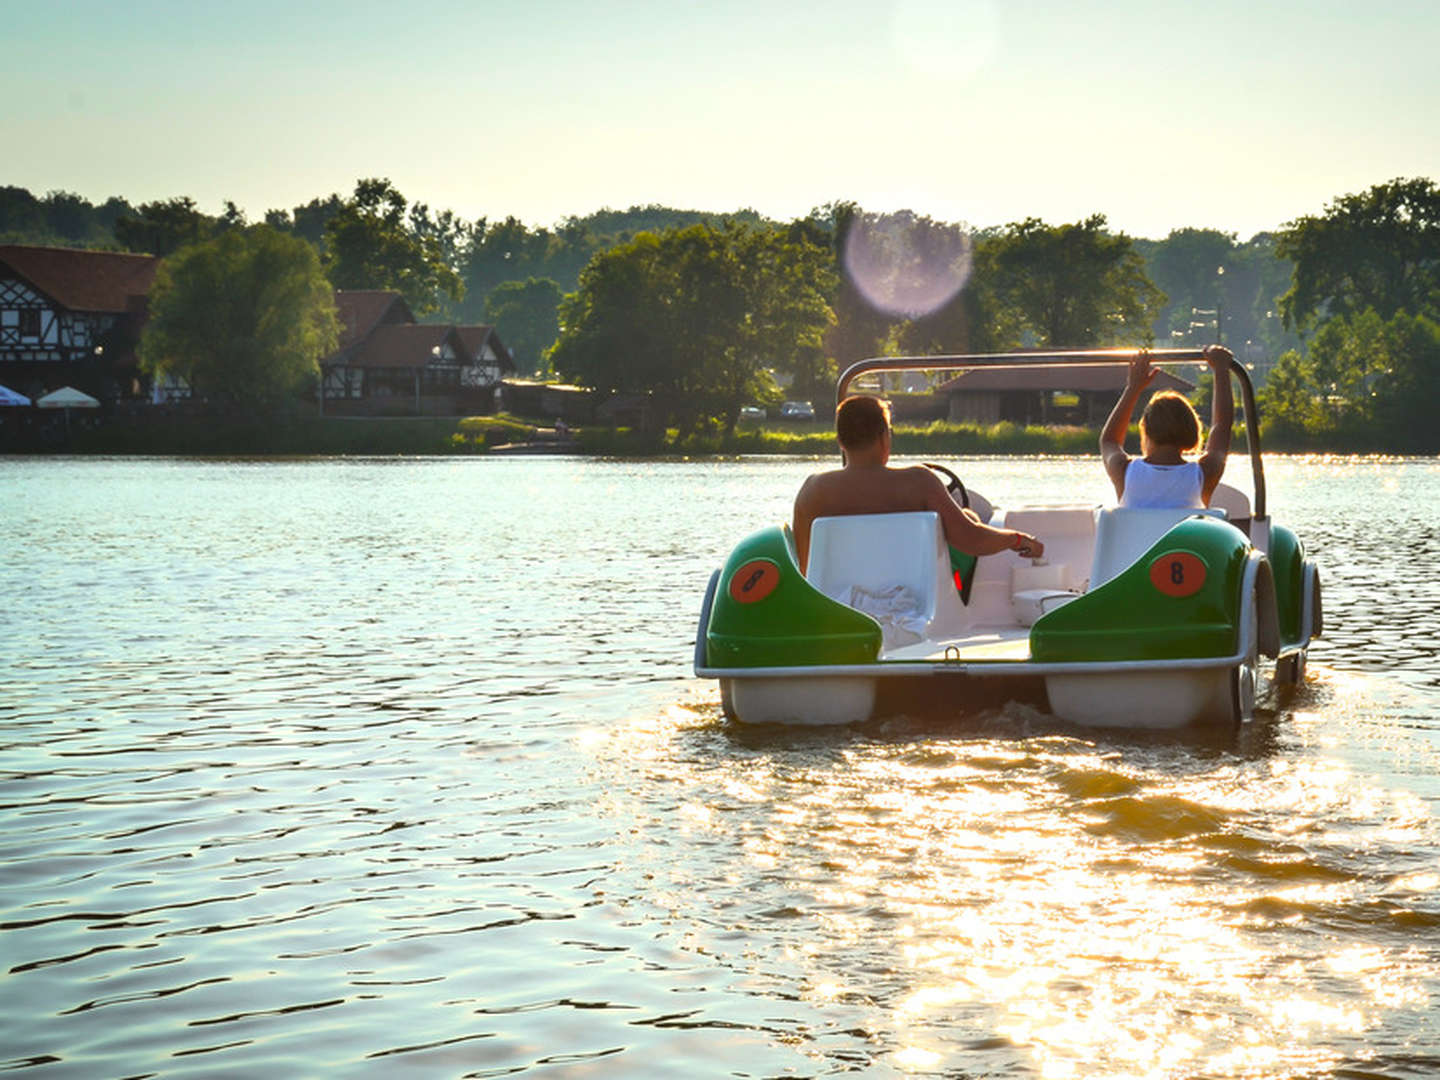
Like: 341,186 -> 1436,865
597,678 -> 1440,1075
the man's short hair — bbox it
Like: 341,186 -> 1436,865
836,395 -> 891,450
1141,391 -> 1201,452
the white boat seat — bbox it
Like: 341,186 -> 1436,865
1209,483 -> 1251,527
1089,506 -> 1227,589
806,511 -> 965,648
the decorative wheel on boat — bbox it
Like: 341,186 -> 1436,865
719,677 -> 736,722
1275,651 -> 1307,684
1229,593 -> 1260,725
1274,567 -> 1320,686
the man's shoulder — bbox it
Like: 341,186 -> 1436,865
795,468 -> 843,506
798,467 -> 844,490
891,463 -> 933,479
890,463 -> 942,490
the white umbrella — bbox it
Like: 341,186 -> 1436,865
36,386 -> 100,409
0,383 -> 31,407
36,385 -> 100,439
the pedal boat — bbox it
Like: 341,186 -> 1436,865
694,349 -> 1322,729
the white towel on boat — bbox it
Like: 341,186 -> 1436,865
838,583 -> 927,649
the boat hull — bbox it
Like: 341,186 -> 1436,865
697,509 -> 1316,731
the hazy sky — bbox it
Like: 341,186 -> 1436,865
6,0 -> 1437,240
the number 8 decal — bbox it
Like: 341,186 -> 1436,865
1149,551 -> 1207,598
728,558 -> 781,603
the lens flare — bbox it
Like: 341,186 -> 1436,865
842,211 -> 973,319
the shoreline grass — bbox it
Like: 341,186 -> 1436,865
3,410 -> 1412,457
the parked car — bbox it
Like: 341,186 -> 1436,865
779,400 -> 815,420
740,405 -> 766,421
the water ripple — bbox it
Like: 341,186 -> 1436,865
2,456 -> 1439,1077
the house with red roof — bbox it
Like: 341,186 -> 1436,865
320,290 -> 515,415
0,244 -> 159,402
1,251 -> 517,415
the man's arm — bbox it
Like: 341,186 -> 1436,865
1199,345 -> 1234,501
1100,353 -> 1155,499
791,476 -> 818,573
917,469 -> 1043,558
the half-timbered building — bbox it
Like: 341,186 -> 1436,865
456,325 -> 516,389
0,245 -> 158,402
320,290 -> 515,415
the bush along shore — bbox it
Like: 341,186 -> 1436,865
3,410 -> 1330,458
4,410 -> 534,456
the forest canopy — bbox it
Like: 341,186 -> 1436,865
5,176 -> 1438,448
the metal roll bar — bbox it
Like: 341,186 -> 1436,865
836,348 -> 1265,519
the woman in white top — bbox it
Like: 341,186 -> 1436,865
1100,346 -> 1235,508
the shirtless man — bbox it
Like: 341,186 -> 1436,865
792,395 -> 1045,573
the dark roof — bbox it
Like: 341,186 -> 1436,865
325,296 -> 514,375
595,392 -> 653,417
333,290 -> 415,351
350,324 -> 469,369
0,244 -> 158,313
456,325 -> 516,373
936,364 -> 1195,393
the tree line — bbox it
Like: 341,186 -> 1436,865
4,177 -> 1437,448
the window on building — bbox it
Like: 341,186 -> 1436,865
19,309 -> 41,338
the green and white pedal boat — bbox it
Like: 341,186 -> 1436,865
694,349 -> 1322,729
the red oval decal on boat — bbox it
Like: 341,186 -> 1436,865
729,559 -> 781,603
1149,551 -> 1207,598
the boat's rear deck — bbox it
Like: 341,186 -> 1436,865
882,627 -> 1033,663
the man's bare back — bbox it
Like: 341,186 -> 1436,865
796,463 -> 939,517
792,395 -> 1043,573
792,462 -> 1041,572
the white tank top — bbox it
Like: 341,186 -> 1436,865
1120,459 -> 1204,508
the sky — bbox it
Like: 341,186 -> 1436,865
5,0 -> 1438,240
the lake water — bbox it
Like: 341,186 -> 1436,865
3,454 -> 1439,1078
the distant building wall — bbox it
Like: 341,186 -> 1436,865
500,380 -> 595,422
948,392 -> 1002,424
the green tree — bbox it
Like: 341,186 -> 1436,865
265,194 -> 345,250
323,178 -> 463,317
1298,308 -> 1440,448
0,185 -> 45,239
1231,232 -> 1302,359
1276,177 -> 1440,330
980,214 -> 1162,347
458,215 -> 553,321
115,196 -> 212,256
543,217 -> 602,294
1307,308 -> 1389,426
551,231 -> 672,411
408,201 -> 473,319
42,190 -> 107,245
0,186 -> 137,247
1256,348 -> 1320,440
1371,311 -> 1440,449
736,221 -> 836,411
1142,227 -> 1235,344
550,222 -> 832,432
484,277 -> 562,376
140,226 -> 338,409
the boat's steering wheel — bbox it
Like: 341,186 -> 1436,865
923,462 -> 969,510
